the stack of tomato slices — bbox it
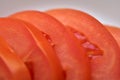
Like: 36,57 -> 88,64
0,8 -> 120,80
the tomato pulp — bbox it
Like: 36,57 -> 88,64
0,18 -> 64,80
10,10 -> 91,80
46,8 -> 120,80
0,36 -> 31,80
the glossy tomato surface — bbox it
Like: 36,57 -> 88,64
0,18 -> 64,80
46,9 -> 120,80
10,10 -> 91,80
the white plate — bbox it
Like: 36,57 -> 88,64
0,0 -> 120,27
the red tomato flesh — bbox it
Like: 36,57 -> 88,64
0,18 -> 64,80
0,36 -> 31,80
67,27 -> 103,58
46,9 -> 120,80
10,10 -> 91,80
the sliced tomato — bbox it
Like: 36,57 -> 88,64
10,10 -> 91,80
46,9 -> 120,80
105,25 -> 120,47
0,36 -> 31,80
0,18 -> 64,80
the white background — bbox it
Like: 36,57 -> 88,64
0,0 -> 120,27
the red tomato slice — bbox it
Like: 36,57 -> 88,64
0,36 -> 31,80
10,10 -> 91,80
0,18 -> 64,80
21,20 -> 64,80
106,25 -> 120,47
46,9 -> 120,80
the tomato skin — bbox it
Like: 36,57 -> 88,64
10,10 -> 91,80
0,18 -> 64,80
0,37 -> 31,80
105,25 -> 120,47
46,9 -> 120,80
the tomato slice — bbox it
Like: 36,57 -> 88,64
10,10 -> 91,80
0,18 -> 64,80
106,25 -> 120,47
46,9 -> 120,80
21,21 -> 64,80
0,36 -> 31,80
